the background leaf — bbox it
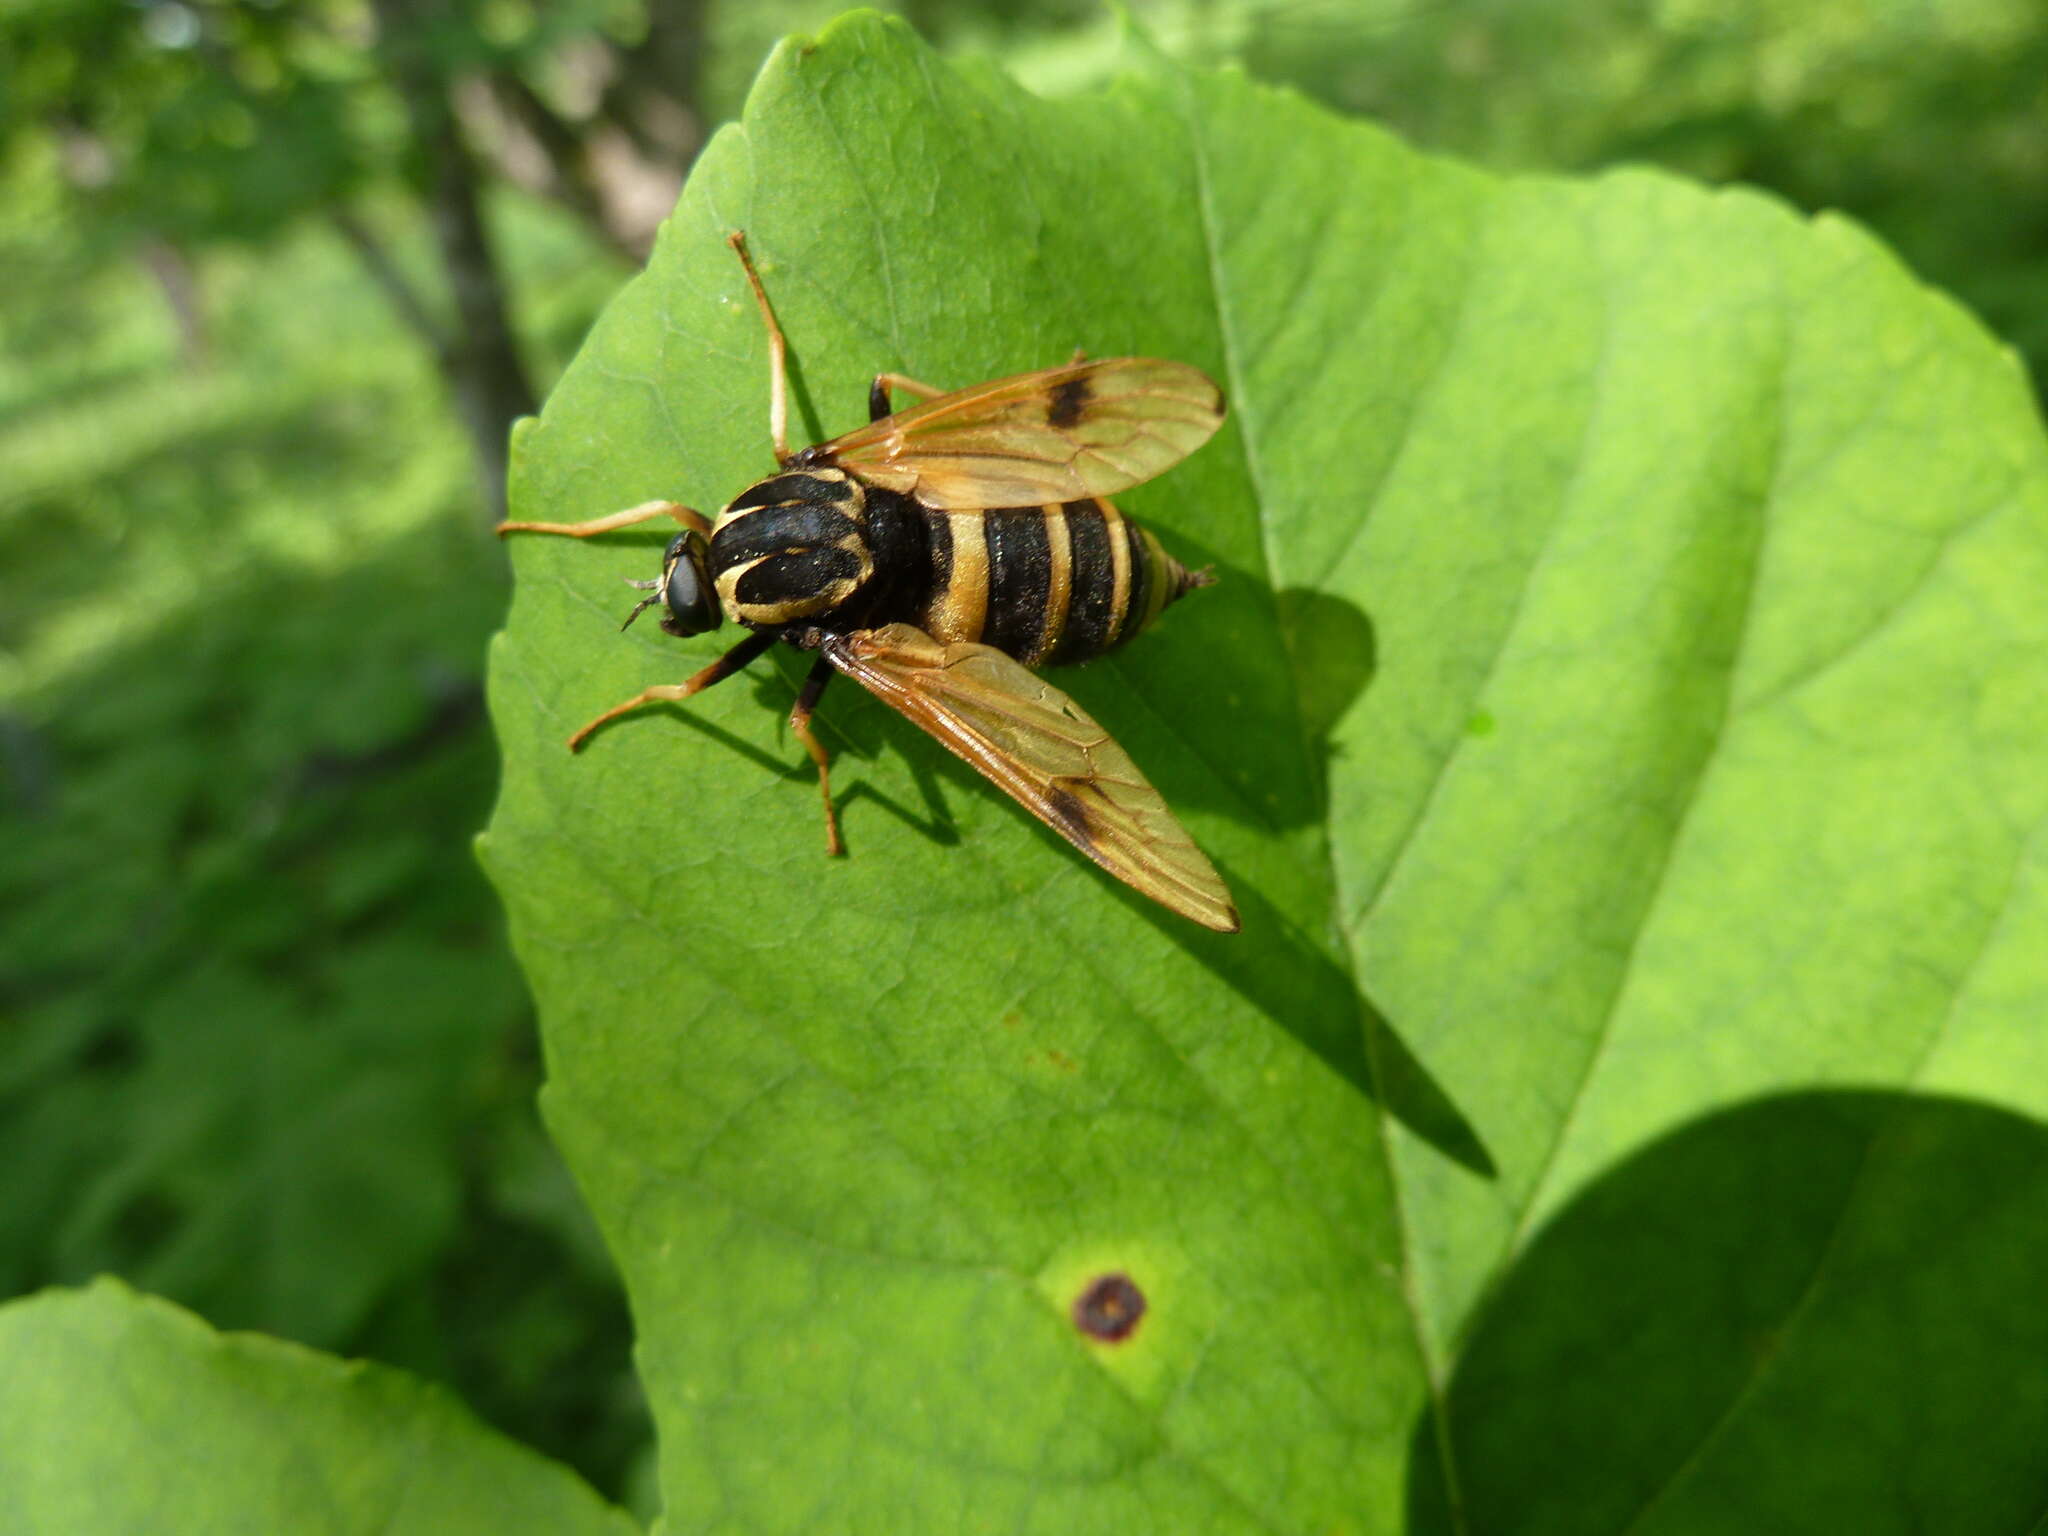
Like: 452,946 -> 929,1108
0,1279 -> 634,1534
483,12 -> 2048,1530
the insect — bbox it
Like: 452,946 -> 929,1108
499,232 -> 1239,932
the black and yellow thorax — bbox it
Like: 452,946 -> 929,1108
708,468 -> 1203,667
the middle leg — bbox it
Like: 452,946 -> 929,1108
789,657 -> 843,857
868,371 -> 946,421
565,630 -> 775,752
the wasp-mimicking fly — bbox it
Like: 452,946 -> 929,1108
499,232 -> 1238,932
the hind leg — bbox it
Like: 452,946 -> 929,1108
565,631 -> 775,752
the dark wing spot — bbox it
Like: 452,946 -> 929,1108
1073,1273 -> 1146,1342
1048,375 -> 1092,429
1044,785 -> 1095,848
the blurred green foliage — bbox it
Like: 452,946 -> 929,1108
1223,0 -> 2048,387
3,0 -> 2044,1516
0,0 -> 630,249
0,156 -> 648,1496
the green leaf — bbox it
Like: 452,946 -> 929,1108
482,12 -> 2048,1531
0,1279 -> 635,1534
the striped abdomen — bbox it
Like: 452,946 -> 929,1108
915,498 -> 1204,667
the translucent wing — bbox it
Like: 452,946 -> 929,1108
810,358 -> 1225,511
821,623 -> 1238,932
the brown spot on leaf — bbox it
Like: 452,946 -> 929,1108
1073,1273 -> 1145,1342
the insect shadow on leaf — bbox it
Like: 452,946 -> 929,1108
1275,585 -> 1377,820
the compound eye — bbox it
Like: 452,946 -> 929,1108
659,533 -> 721,637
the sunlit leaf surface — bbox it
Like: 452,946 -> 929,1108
485,14 -> 2048,1531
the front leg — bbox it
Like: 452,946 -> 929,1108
497,499 -> 711,539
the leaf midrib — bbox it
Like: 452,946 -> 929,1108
1175,69 -> 1469,1534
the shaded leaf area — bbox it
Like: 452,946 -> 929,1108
1411,1093 -> 2048,1535
0,206 -> 646,1501
0,1280 -> 635,1534
484,13 -> 2048,1532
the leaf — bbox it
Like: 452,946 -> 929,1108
0,1279 -> 635,1534
482,13 -> 2048,1532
